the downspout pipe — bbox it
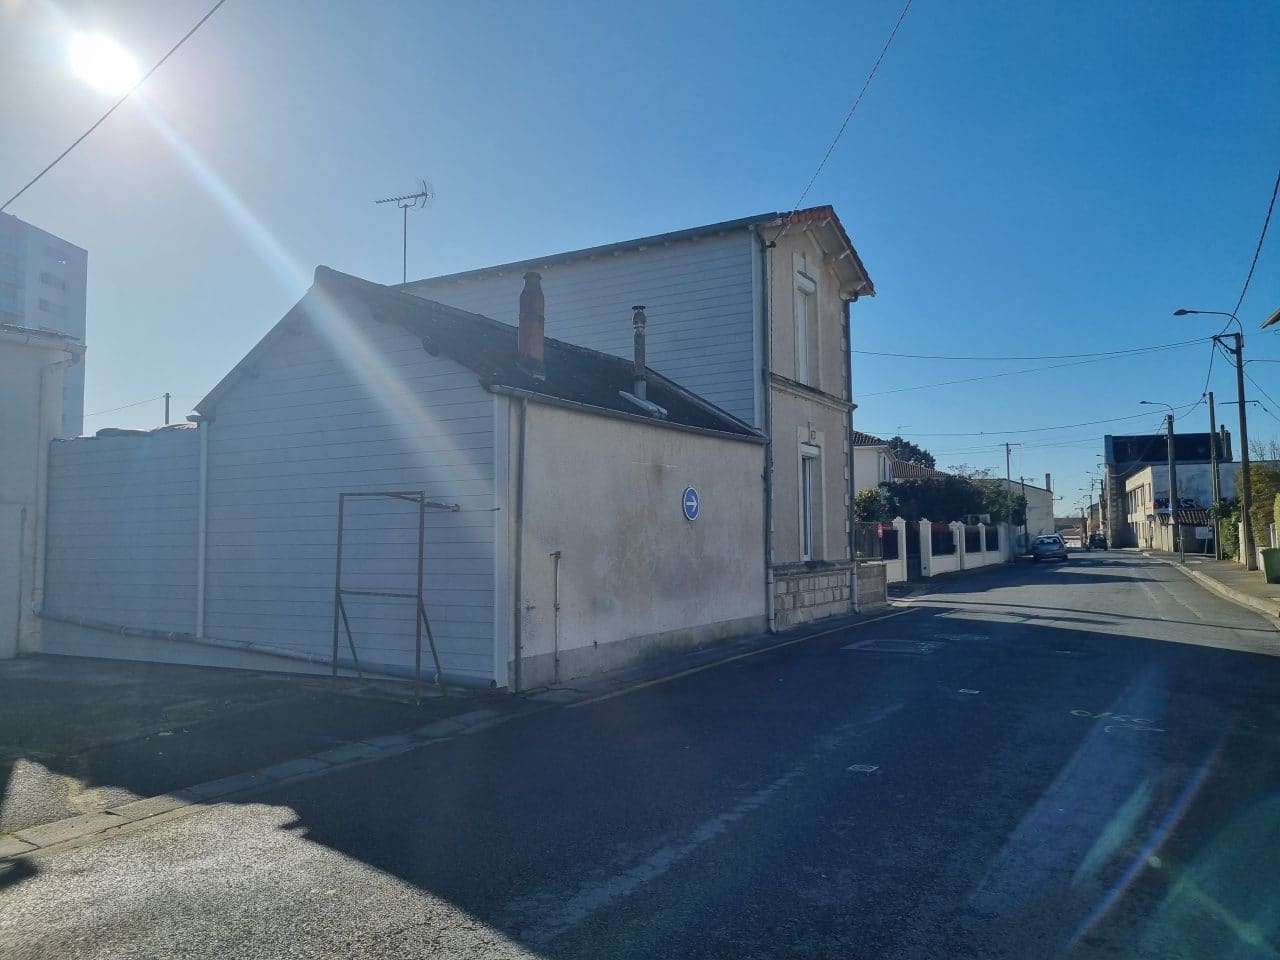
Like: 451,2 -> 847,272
190,414 -> 210,638
512,396 -> 529,692
757,229 -> 776,633
844,298 -> 859,613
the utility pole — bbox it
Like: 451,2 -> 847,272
1019,475 -> 1028,540
375,180 -> 433,284
1208,391 -> 1221,559
1004,442 -> 1020,559
1222,332 -> 1256,570
1166,413 -> 1182,563
164,392 -> 170,426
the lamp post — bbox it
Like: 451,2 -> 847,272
1174,309 -> 1255,569
1140,401 -> 1181,562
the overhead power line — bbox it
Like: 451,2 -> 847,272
783,0 -> 913,218
1,0 -> 230,213
858,339 -> 1205,398
853,336 -> 1208,362
862,402 -> 1202,438
84,394 -> 166,418
1233,165 -> 1280,319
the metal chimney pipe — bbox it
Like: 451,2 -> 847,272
518,272 -> 546,380
632,305 -> 647,400
1045,473 -> 1051,493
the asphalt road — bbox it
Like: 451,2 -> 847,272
4,552 -> 1280,959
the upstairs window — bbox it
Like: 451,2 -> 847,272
794,271 -> 818,386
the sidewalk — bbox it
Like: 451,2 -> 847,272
1145,550 -> 1280,620
0,656 -> 498,842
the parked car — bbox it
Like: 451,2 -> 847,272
1032,535 -> 1069,562
1087,533 -> 1108,550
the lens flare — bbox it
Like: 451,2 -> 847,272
70,32 -> 141,95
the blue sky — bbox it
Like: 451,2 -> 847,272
2,0 -> 1278,513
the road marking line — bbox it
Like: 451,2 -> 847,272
566,607 -> 921,710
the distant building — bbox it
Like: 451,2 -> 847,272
0,213 -> 88,438
1102,432 -> 1232,547
1124,463 -> 1238,552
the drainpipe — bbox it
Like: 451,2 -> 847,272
757,229 -> 776,632
512,396 -> 529,692
29,346 -> 83,649
550,550 -> 561,684
844,298 -> 859,612
195,416 -> 209,637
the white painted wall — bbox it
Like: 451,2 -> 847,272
0,329 -> 79,658
403,230 -> 759,426
45,427 -> 200,633
514,401 -> 766,686
200,295 -> 497,683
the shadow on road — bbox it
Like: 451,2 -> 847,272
5,594 -> 1280,958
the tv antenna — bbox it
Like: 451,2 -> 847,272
375,179 -> 433,283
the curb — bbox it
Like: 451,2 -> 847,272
1145,552 -> 1280,621
0,706 -> 522,863
0,606 -> 920,864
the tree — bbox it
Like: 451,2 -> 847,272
854,487 -> 893,522
887,436 -> 936,469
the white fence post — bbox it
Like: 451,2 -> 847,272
952,521 -> 966,569
919,517 -> 932,577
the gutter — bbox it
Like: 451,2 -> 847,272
33,607 -> 496,688
484,385 -> 765,445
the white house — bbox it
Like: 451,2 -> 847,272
0,322 -> 83,659
40,268 -> 765,690
402,206 -> 875,626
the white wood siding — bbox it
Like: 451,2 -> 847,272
204,303 -> 496,683
45,429 -> 200,632
403,230 -> 759,425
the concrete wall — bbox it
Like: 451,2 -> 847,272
0,335 -> 72,657
44,427 -> 200,633
770,388 -> 850,565
403,230 -> 759,426
856,561 -> 887,608
766,228 -> 851,398
512,400 -> 766,687
772,566 -> 852,628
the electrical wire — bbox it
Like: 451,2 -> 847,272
853,337 -> 1208,362
1232,165 -> 1280,320
84,394 -> 166,418
1,0 -> 230,213
776,0 -> 913,235
857,340 -> 1204,398
1245,371 -> 1280,412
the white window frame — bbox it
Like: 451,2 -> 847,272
800,443 -> 821,561
794,272 -> 817,385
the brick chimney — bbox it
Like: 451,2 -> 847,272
518,271 -> 545,380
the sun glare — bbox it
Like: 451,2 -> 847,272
69,32 -> 141,96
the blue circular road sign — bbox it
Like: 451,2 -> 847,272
682,486 -> 700,521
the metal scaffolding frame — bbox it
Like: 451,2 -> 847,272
331,491 -> 459,700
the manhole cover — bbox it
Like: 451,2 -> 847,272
844,638 -> 944,655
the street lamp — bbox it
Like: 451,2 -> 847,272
1140,401 -> 1182,561
1174,308 -> 1255,570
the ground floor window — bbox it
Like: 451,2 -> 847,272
801,444 -> 820,561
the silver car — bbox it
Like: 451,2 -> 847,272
1032,535 -> 1068,562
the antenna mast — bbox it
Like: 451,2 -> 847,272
375,179 -> 433,283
